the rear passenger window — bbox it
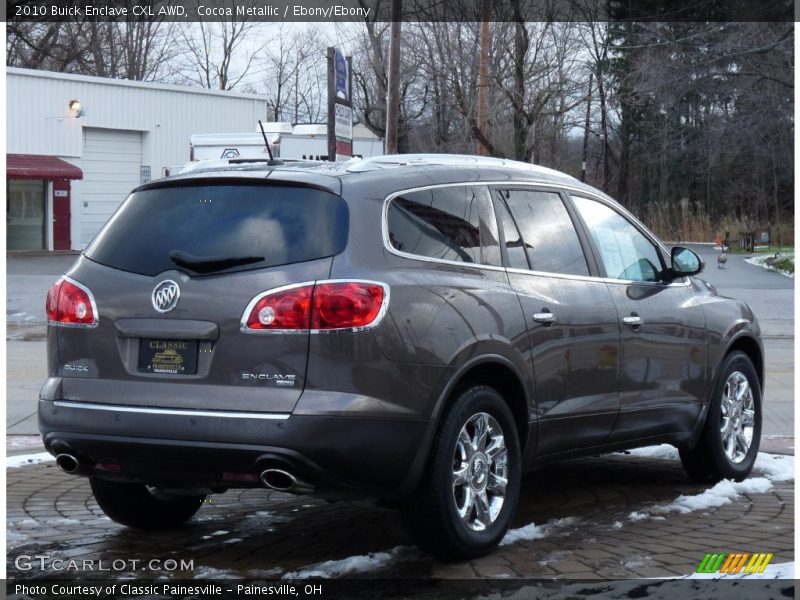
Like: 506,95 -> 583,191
387,186 -> 500,265
497,189 -> 589,276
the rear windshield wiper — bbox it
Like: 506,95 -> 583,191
169,250 -> 264,274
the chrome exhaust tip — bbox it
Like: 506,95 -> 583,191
55,453 -> 80,474
260,469 -> 314,494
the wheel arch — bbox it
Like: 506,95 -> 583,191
393,354 -> 533,499
725,334 -> 764,392
685,331 -> 764,451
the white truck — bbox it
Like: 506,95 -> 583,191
188,122 -> 384,163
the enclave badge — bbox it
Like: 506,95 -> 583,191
152,280 -> 180,313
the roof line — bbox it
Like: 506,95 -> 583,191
8,67 -> 268,102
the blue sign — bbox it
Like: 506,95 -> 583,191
334,49 -> 348,100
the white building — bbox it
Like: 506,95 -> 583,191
7,68 -> 268,252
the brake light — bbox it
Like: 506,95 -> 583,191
242,280 -> 388,332
46,278 -> 97,326
312,282 -> 386,330
244,284 -> 313,331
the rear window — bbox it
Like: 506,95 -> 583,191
85,184 -> 349,276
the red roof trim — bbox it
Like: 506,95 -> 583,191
7,154 -> 83,180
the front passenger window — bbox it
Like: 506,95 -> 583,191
497,189 -> 589,276
572,196 -> 663,283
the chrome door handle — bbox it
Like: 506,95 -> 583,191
622,315 -> 643,327
532,312 -> 557,325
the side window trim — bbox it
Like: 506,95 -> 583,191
383,183 -> 505,270
567,193 -> 668,283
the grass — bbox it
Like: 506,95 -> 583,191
773,258 -> 795,274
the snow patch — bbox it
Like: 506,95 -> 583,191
500,517 -> 577,546
43,518 -> 81,526
7,452 -> 55,468
282,546 -> 408,579
745,253 -> 794,279
686,561 -> 793,580
623,556 -> 653,570
626,477 -> 773,523
11,518 -> 41,528
192,566 -> 240,579
626,444 -> 679,460
754,453 -> 794,482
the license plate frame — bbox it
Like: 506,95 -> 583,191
138,339 -> 199,375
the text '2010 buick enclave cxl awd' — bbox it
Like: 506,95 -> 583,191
40,154 -> 763,558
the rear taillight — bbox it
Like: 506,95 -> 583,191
244,283 -> 313,331
46,277 -> 98,327
242,280 -> 388,333
312,282 -> 386,330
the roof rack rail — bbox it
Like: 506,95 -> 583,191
346,153 -> 578,180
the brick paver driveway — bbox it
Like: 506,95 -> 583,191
7,450 -> 793,582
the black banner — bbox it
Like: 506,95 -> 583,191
5,578 -> 797,600
5,0 -> 796,23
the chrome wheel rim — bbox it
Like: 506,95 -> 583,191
452,412 -> 508,531
720,371 -> 755,464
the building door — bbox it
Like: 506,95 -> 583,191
80,128 -> 142,247
52,180 -> 71,250
7,179 -> 46,251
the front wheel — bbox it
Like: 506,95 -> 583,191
401,385 -> 521,559
90,478 -> 205,530
680,351 -> 762,482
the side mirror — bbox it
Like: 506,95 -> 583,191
670,246 -> 704,277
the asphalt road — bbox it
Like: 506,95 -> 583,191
683,243 -> 794,339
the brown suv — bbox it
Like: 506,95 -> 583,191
40,154 -> 763,557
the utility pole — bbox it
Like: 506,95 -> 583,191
581,72 -> 593,183
327,47 -> 336,161
476,0 -> 490,155
385,0 -> 402,154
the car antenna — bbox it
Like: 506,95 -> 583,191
258,120 -> 280,165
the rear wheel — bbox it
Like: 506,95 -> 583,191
90,478 -> 205,530
680,351 -> 761,482
401,385 -> 521,558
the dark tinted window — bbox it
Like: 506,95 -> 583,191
85,184 -> 349,276
494,198 -> 529,270
500,189 -> 589,276
572,195 -> 663,282
388,186 -> 499,265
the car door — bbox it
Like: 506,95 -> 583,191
492,187 -> 621,457
569,194 -> 708,441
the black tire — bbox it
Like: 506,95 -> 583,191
680,351 -> 762,483
90,478 -> 205,530
401,385 -> 522,559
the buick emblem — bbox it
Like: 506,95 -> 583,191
152,280 -> 180,313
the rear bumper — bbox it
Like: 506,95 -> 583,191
38,398 -> 428,499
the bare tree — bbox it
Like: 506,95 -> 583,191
261,26 -> 326,123
172,8 -> 263,91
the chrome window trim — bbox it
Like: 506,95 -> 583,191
240,279 -> 391,335
48,275 -> 100,328
382,180 -> 690,287
53,400 -> 290,420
